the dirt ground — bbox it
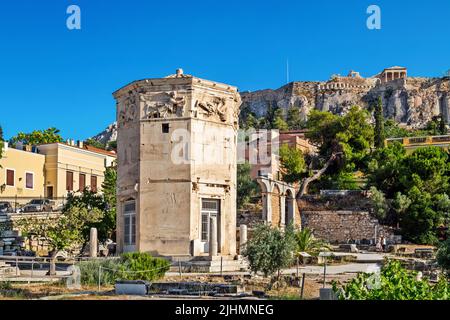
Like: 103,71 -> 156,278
0,272 -> 357,300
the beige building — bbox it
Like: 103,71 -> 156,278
37,142 -> 116,199
113,69 -> 241,258
0,143 -> 46,200
0,140 -> 116,207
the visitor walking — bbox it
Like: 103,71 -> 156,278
381,235 -> 387,252
376,237 -> 382,252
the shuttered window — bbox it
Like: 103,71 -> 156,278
66,171 -> 74,191
6,170 -> 14,186
25,172 -> 34,189
79,174 -> 86,191
91,176 -> 98,193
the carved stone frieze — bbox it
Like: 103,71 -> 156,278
141,91 -> 186,119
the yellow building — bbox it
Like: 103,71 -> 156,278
0,141 -> 116,208
37,142 -> 116,199
385,135 -> 450,154
0,143 -> 46,201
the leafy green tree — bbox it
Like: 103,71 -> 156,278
63,189 -> 107,242
64,172 -> 118,242
391,192 -> 412,227
297,106 -> 373,197
439,115 -> 447,135
401,188 -> 448,244
10,127 -> 63,146
279,144 -> 306,183
307,106 -> 373,168
367,142 -> 406,198
437,237 -> 450,276
272,109 -> 289,131
374,97 -> 385,148
107,140 -> 117,151
243,223 -> 296,278
333,260 -> 449,300
369,187 -> 389,220
237,163 -> 259,209
84,138 -> 106,150
384,119 -> 411,138
101,167 -> 117,240
19,204 -> 103,275
294,228 -> 330,257
426,115 -> 447,136
368,146 -> 450,243
286,106 -> 305,130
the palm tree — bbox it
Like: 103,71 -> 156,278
295,228 -> 331,258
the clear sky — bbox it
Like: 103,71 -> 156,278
0,0 -> 449,141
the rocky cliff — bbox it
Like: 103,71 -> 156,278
91,122 -> 117,145
92,75 -> 450,142
241,76 -> 450,129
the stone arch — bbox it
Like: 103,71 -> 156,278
256,177 -> 297,228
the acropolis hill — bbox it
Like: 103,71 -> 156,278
241,67 -> 450,129
93,67 -> 450,143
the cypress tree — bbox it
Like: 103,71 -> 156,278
439,114 -> 447,135
374,97 -> 385,148
0,126 -> 3,159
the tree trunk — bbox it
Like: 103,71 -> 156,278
296,153 -> 340,200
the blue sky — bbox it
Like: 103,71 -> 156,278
0,0 -> 449,140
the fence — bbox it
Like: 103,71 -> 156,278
0,255 -> 89,283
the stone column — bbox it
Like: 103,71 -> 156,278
89,228 -> 98,258
209,216 -> 218,257
280,194 -> 286,226
261,192 -> 272,224
240,224 -> 248,252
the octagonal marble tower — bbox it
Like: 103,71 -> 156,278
113,69 -> 241,258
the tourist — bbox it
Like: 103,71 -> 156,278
381,235 -> 387,252
376,237 -> 382,252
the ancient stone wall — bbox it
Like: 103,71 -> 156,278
301,210 -> 395,244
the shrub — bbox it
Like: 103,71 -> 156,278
437,238 -> 450,276
78,253 -> 171,285
294,227 -> 331,257
243,223 -> 296,278
78,258 -> 121,286
118,252 -> 171,281
332,260 -> 449,300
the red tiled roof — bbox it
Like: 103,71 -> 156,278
83,145 -> 117,157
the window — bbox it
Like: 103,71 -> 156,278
6,169 -> 14,187
79,173 -> 86,192
91,175 -> 98,193
124,200 -> 136,246
25,172 -> 34,189
162,123 -> 170,134
66,171 -> 74,191
201,199 -> 220,242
